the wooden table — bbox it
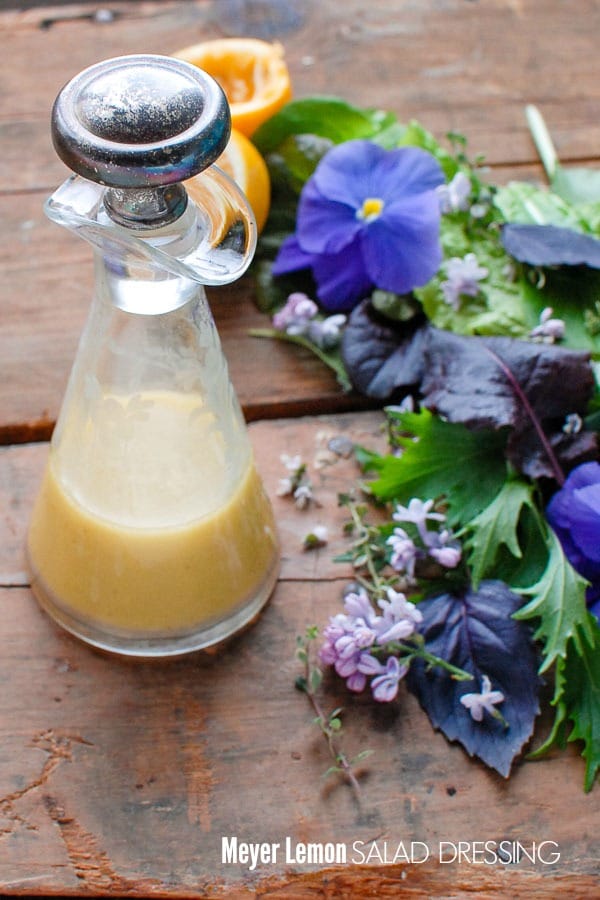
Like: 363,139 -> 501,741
1,1 -> 599,895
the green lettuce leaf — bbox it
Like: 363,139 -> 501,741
533,619 -> 600,791
493,181 -> 589,231
253,96 -> 397,154
514,527 -> 593,671
553,167 -> 600,208
519,267 -> 600,359
416,215 -> 529,338
463,479 -> 536,589
367,409 -> 508,525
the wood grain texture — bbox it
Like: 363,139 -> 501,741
2,0 -> 600,438
0,412 -> 598,895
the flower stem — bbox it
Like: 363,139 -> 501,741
305,683 -> 363,801
296,633 -> 364,804
344,497 -> 394,599
249,327 -> 352,391
374,640 -> 472,681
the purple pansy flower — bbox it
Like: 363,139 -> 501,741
272,140 -> 445,311
546,461 -> 600,619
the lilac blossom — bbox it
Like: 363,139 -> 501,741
307,314 -> 347,349
424,528 -> 462,569
272,140 -> 444,311
375,587 -> 423,642
529,306 -> 566,343
436,171 -> 471,214
272,292 -> 318,333
392,498 -> 445,544
320,610 -> 378,693
371,656 -> 408,702
387,527 -> 420,580
389,499 -> 462,574
320,587 -> 422,700
440,252 -> 488,310
460,675 -> 505,722
272,292 -> 347,349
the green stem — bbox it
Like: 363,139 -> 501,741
249,327 -> 352,392
298,639 -> 364,804
347,501 -> 388,597
376,641 -> 472,681
525,105 -> 559,182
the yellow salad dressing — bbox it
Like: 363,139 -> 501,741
27,390 -> 279,639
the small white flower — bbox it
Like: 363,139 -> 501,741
272,292 -> 318,333
281,453 -> 303,473
469,201 -> 489,219
393,498 -> 446,545
307,313 -> 347,349
441,253 -> 488,311
437,171 -> 471,214
460,675 -> 505,722
276,476 -> 294,497
293,484 -> 314,509
563,413 -> 583,435
529,307 -> 566,343
304,525 -> 329,550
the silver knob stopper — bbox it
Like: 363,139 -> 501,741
51,54 -> 231,227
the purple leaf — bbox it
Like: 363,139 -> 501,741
407,581 -> 541,777
507,424 -> 598,481
502,224 -> 600,269
341,300 -> 431,399
341,302 -> 597,479
421,330 -> 596,478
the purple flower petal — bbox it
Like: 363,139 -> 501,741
272,234 -> 314,276
296,177 -> 361,255
312,140 -> 389,208
346,671 -> 367,692
312,141 -> 444,208
361,192 -> 442,292
570,483 -> 600,561
372,146 -> 445,199
547,462 -> 600,586
371,656 -> 406,702
357,652 -> 385,675
311,239 -> 373,311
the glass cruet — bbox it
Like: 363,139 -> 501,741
26,54 -> 279,657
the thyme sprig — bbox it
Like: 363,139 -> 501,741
295,626 -> 371,804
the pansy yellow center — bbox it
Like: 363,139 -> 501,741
358,197 -> 385,222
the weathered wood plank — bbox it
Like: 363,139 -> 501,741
5,0 -> 600,436
0,412 -> 598,894
3,0 -> 600,169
